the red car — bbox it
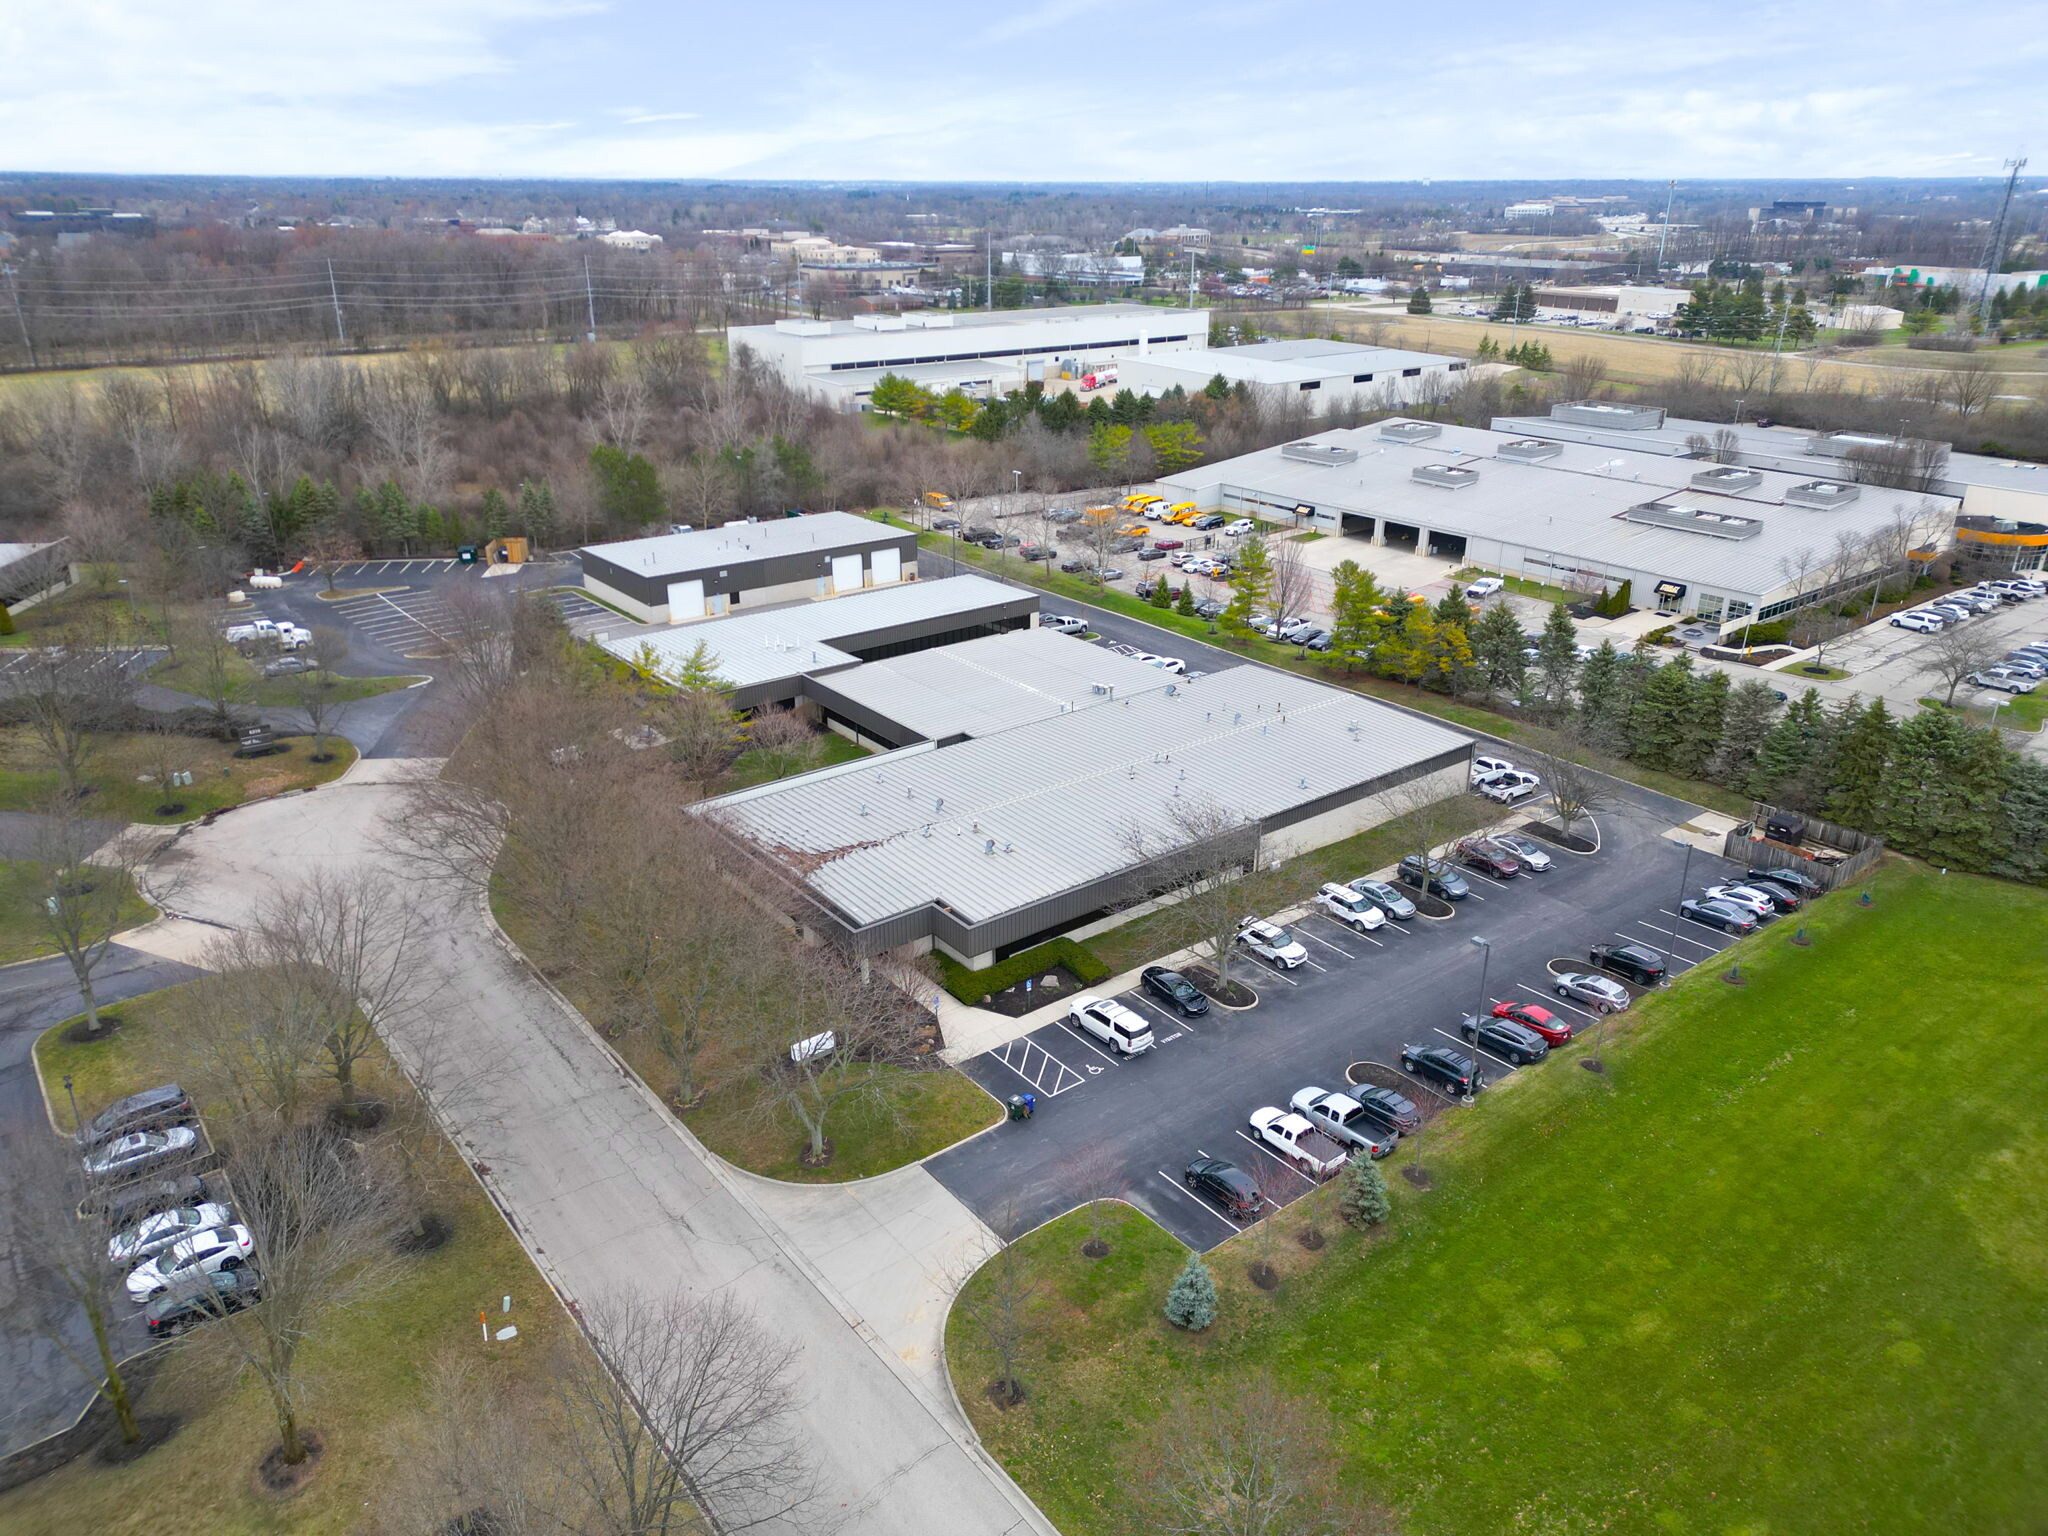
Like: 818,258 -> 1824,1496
1492,999 -> 1573,1044
1152,538 -> 1185,551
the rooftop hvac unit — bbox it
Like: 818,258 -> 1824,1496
1378,420 -> 1441,444
1497,437 -> 1563,462
1805,429 -> 1909,458
851,314 -> 908,331
1549,401 -> 1665,430
1690,465 -> 1763,492
1411,464 -> 1481,489
1784,479 -> 1862,509
1280,441 -> 1361,467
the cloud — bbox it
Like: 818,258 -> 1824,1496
619,111 -> 702,125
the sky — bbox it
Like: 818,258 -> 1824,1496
3,0 -> 2041,181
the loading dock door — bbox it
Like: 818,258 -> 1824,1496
872,548 -> 902,585
666,578 -> 705,618
830,554 -> 864,593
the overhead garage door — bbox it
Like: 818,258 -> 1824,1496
666,578 -> 704,618
830,554 -> 864,593
871,548 -> 902,585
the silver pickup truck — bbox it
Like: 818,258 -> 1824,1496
1288,1087 -> 1397,1159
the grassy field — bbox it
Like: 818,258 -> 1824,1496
148,648 -> 423,708
5,985 -> 573,1536
947,862 -> 2048,1535
0,858 -> 154,965
0,725 -> 356,824
727,729 -> 871,787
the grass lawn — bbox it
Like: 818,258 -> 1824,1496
149,649 -> 423,708
1922,692 -> 2048,733
0,858 -> 154,965
0,726 -> 356,825
5,985 -> 573,1536
0,585 -> 161,648
948,862 -> 2048,1535
490,887 -> 997,1182
727,730 -> 871,787
1451,566 -> 1585,607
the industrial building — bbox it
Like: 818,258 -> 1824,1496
727,302 -> 1209,411
1535,286 -> 1693,319
1160,408 -> 1961,632
700,664 -> 1471,967
578,512 -> 918,625
597,575 -> 1037,710
1112,339 -> 1470,410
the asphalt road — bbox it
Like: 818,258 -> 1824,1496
0,946 -> 208,1458
927,777 -> 1754,1251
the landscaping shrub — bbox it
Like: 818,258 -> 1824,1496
936,937 -> 1112,1004
1163,1253 -> 1218,1331
1724,619 -> 1791,648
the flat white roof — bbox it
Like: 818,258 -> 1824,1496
596,575 -> 1028,691
744,302 -> 1180,341
1131,339 -> 1460,386
580,512 -> 900,577
814,628 -> 1175,740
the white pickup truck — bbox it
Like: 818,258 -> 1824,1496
1288,1087 -> 1397,1158
1246,1107 -> 1350,1179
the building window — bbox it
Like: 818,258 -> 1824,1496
1402,368 -> 1421,377
1449,362 -> 1468,371
1726,600 -> 1754,620
1697,593 -> 1725,620
1353,374 -> 1374,383
1299,381 -> 1320,391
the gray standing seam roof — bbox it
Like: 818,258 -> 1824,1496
580,511 -> 900,577
701,667 -> 1468,930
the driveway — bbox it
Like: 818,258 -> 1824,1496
118,769 -> 1054,1536
0,945 -> 208,1458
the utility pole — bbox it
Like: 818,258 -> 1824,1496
985,225 -> 994,314
1187,246 -> 1197,309
1974,155 -> 2027,327
325,258 -> 347,347
1655,179 -> 1677,275
4,265 -> 35,369
583,257 -> 598,342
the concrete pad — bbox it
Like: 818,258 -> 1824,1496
111,915 -> 228,967
1664,811 -> 1741,854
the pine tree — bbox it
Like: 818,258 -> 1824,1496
1626,656 -> 1696,769
1747,689 -> 1826,804
1327,559 -> 1385,668
1575,641 -> 1634,751
1407,285 -> 1433,314
1706,680 -> 1780,786
1535,602 -> 1580,704
1468,602 -> 1529,701
479,488 -> 510,537
517,480 -> 558,543
374,480 -> 415,553
1163,1253 -> 1218,1331
1339,1154 -> 1392,1229
1881,709 -> 2009,869
1433,584 -> 1472,628
1821,699 -> 1896,831
1175,584 -> 1196,617
1148,576 -> 1172,609
1673,668 -> 1730,779
237,479 -> 277,567
1994,758 -> 2048,883
1221,534 -> 1273,640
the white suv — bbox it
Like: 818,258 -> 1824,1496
1067,996 -> 1155,1055
1312,883 -> 1387,933
1236,918 -> 1309,968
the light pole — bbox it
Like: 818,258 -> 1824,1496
1468,935 -> 1492,1099
1670,842 -> 1696,943
1732,396 -> 1747,427
63,1072 -> 79,1131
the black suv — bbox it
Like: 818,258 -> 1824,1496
77,1083 -> 193,1146
1141,966 -> 1209,1017
144,1267 -> 263,1337
1346,1084 -> 1421,1136
1747,865 -> 1824,899
1183,1157 -> 1263,1220
1587,942 -> 1666,988
1459,1014 -> 1550,1066
1397,855 -> 1470,901
1400,1043 -> 1479,1096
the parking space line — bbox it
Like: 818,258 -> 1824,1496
988,1037 -> 1085,1096
1635,919 -> 1726,954
1153,1171 -> 1243,1234
1464,870 -> 1511,889
1232,1129 -> 1321,1189
1296,925 -> 1358,959
1119,993 -> 1197,1033
1052,1021 -> 1125,1069
1253,962 -> 1300,987
1434,1025 -> 1519,1071
1657,909 -> 1750,943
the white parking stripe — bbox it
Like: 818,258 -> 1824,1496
1464,869 -> 1511,889
1120,993 -> 1198,1033
1232,1129 -> 1321,1189
1659,908 -> 1754,942
1153,1171 -> 1243,1234
1296,925 -> 1357,959
988,1037 -> 1084,1096
1052,1021 -> 1125,1069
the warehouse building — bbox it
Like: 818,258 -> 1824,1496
1112,338 -> 1469,410
1161,412 -> 1959,632
578,512 -> 918,625
727,302 -> 1209,411
597,575 -> 1037,710
699,665 -> 1471,967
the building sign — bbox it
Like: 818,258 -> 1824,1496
1654,580 -> 1687,600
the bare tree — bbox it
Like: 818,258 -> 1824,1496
302,526 -> 362,598
134,716 -> 201,817
58,503 -> 129,596
1915,623 -> 2006,707
31,806 -> 165,1037
369,1351 -> 547,1536
547,1286 -> 816,1535
1945,357 -> 1999,418
176,609 -> 251,733
1126,1375 -> 1379,1536
951,1213 -> 1042,1409
743,704 -> 823,782
592,366 -> 652,455
12,626 -> 136,799
1517,725 -> 1614,843
0,1128 -> 150,1448
1372,771 -> 1492,903
201,1122 -> 407,1470
1268,537 -> 1315,635
155,933 -> 332,1131
1842,438 -> 1950,494
1114,797 -> 1282,995
284,627 -> 356,761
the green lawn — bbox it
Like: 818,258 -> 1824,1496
0,585 -> 161,648
949,863 -> 2048,1535
728,730 -> 872,787
149,649 -> 424,708
1451,566 -> 1586,607
5,985 -> 573,1536
0,858 -> 154,965
0,727 -> 357,824
1922,692 -> 2048,733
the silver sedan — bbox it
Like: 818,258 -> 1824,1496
1552,972 -> 1633,1013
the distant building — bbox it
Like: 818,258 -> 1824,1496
1504,201 -> 1555,219
600,229 -> 663,252
1003,252 -> 1144,284
1114,339 -> 1469,410
1538,285 -> 1693,319
579,512 -> 919,625
11,209 -> 155,237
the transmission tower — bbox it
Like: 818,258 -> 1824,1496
1975,155 -> 2027,325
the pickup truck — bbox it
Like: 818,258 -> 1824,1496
1288,1088 -> 1397,1158
1246,1107 -> 1351,1179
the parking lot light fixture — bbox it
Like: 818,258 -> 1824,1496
1469,936 -> 1492,1098
63,1072 -> 79,1129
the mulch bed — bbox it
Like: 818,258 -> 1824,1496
1521,820 -> 1598,854
1297,1228 -> 1326,1251
1400,1165 -> 1435,1189
1081,1238 -> 1110,1258
1186,964 -> 1257,1008
1247,1261 -> 1280,1290
977,965 -> 1083,1017
61,1014 -> 125,1045
393,1211 -> 454,1255
95,1414 -> 180,1465
1392,881 -> 1455,918
986,1379 -> 1027,1409
254,1431 -> 326,1497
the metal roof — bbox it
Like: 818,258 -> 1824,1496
700,667 -> 1468,930
813,628 -> 1176,741
1165,419 -> 1957,598
597,575 -> 1028,691
1131,340 -> 1458,386
579,512 -> 902,578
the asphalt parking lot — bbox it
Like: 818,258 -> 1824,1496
323,557 -> 476,580
547,587 -> 640,641
927,786 -> 1758,1250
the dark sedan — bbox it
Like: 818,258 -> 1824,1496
1587,941 -> 1666,987
1459,1014 -> 1551,1066
1183,1157 -> 1263,1220
1747,865 -> 1824,898
1455,839 -> 1522,879
1141,966 -> 1209,1017
1397,855 -> 1470,901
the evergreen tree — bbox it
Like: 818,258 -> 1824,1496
1816,698 -> 1893,831
479,487 -> 510,537
236,479 -> 277,567
1706,680 -> 1781,786
517,480 -> 558,543
1574,640 -> 1633,750
1221,534 -> 1273,640
1148,576 -> 1172,609
589,444 -> 665,527
1994,758 -> 2048,883
1326,559 -> 1386,669
1407,285 -> 1433,314
1747,689 -> 1826,804
1474,334 -> 1501,361
1881,709 -> 2009,870
1175,584 -> 1196,617
1673,668 -> 1730,779
1535,602 -> 1581,704
373,480 -> 415,553
1433,584 -> 1472,628
1163,1253 -> 1218,1331
1202,372 -> 1232,401
1468,602 -> 1529,701
304,478 -> 341,530
1339,1155 -> 1392,1229
1626,656 -> 1696,770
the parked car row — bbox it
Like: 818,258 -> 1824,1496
1889,577 -> 2044,638
1470,754 -> 1545,805
1183,1076 -> 1428,1219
